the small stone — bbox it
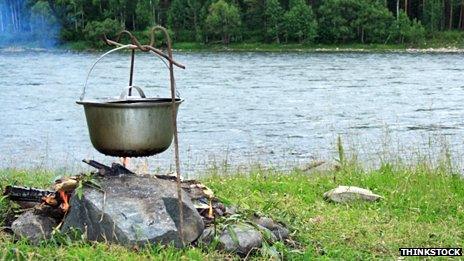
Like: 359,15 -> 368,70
11,210 -> 58,244
224,205 -> 238,216
219,224 -> 262,256
214,207 -> 224,217
197,227 -> 215,245
256,225 -> 277,243
323,185 -> 383,203
253,216 -> 289,240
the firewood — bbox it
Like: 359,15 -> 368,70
83,159 -> 135,176
3,186 -> 55,203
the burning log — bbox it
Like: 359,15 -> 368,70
83,159 -> 134,176
3,186 -> 56,203
4,179 -> 80,213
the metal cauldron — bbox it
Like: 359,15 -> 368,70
77,86 -> 182,157
77,28 -> 186,158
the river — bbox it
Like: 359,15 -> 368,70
1,49 -> 463,175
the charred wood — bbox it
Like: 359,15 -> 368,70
82,159 -> 135,176
3,186 -> 55,203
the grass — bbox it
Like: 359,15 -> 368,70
172,42 -> 410,52
0,157 -> 463,260
59,30 -> 464,52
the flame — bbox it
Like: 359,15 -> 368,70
121,157 -> 130,168
59,191 -> 70,213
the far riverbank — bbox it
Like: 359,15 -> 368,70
57,31 -> 464,53
62,41 -> 464,53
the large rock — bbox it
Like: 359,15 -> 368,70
323,185 -> 382,203
62,175 -> 204,247
219,224 -> 263,256
11,210 -> 58,244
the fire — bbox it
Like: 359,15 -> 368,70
121,157 -> 130,168
52,177 -> 79,213
59,190 -> 70,212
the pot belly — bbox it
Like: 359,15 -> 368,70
83,105 -> 177,157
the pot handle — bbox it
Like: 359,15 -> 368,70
119,86 -> 146,99
79,44 -> 173,101
80,44 -> 132,101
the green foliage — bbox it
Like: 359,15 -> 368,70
318,0 -> 396,44
392,12 -> 426,45
283,0 -> 318,43
136,0 -> 158,29
318,0 -> 359,43
241,0 -> 266,41
75,173 -> 102,200
428,30 -> 464,47
205,0 -> 242,44
264,0 -> 285,43
83,18 -> 123,42
167,0 -> 202,41
6,0 -> 464,47
422,0 -> 444,32
168,0 -> 189,36
356,2 -> 394,43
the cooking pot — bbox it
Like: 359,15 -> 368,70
77,29 -> 186,158
77,86 -> 182,157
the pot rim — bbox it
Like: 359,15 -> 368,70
76,98 -> 183,108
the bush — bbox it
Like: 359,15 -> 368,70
429,30 -> 464,47
358,3 -> 395,43
318,0 -> 395,44
391,12 -> 426,45
283,0 -> 318,43
204,0 -> 242,44
83,18 -> 123,42
264,0 -> 285,43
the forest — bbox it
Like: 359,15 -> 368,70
0,0 -> 464,46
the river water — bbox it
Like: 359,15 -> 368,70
1,49 -> 463,175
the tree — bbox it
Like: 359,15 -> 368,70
167,0 -> 202,41
318,0 -> 356,43
167,0 -> 189,36
283,0 -> 317,43
242,0 -> 266,41
205,0 -> 242,44
264,0 -> 284,43
185,0 -> 204,41
460,0 -> 464,29
83,18 -> 122,42
422,0 -> 444,31
318,0 -> 395,44
4,0 -> 464,47
356,1 -> 395,43
392,11 -> 426,44
136,0 -> 159,29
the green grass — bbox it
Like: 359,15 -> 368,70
0,162 -> 463,260
172,42 -> 410,52
63,31 -> 464,52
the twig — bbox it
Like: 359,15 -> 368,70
302,161 -> 326,171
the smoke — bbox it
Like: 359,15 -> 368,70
0,0 -> 60,48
